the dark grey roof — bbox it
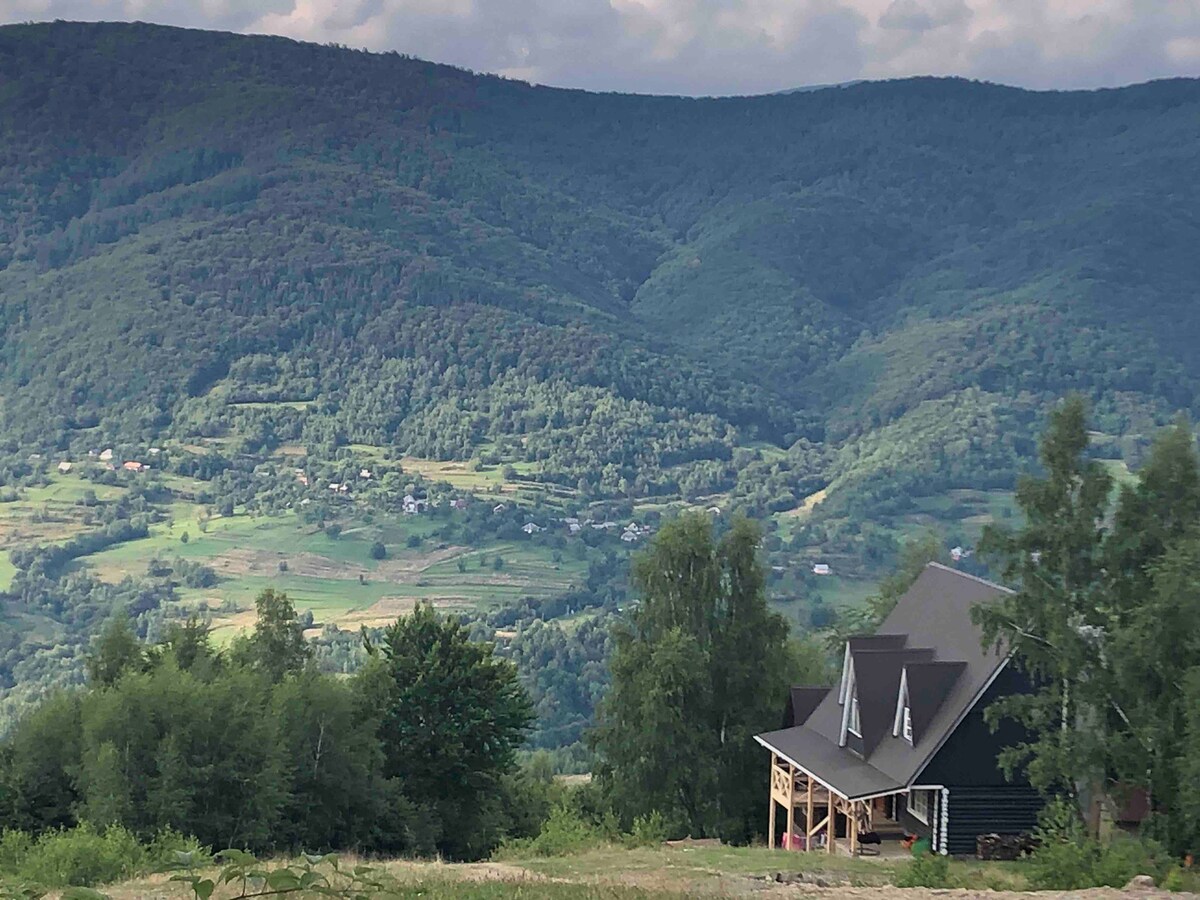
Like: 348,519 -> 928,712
784,686 -> 831,728
854,648 -> 934,755
755,722 -> 902,798
756,563 -> 1011,799
906,661 -> 967,745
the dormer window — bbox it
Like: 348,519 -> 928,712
902,705 -> 913,743
848,691 -> 861,736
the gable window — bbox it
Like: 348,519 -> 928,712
907,789 -> 934,825
848,691 -> 861,736
902,705 -> 913,743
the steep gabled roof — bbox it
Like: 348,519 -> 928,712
756,563 -> 1012,799
905,660 -> 967,745
784,686 -> 831,728
854,648 -> 934,754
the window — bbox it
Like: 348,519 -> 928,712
902,705 -> 913,743
848,692 -> 861,736
907,789 -> 934,825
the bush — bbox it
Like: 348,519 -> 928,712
624,811 -> 667,848
496,803 -> 607,858
895,850 -> 952,888
1025,799 -> 1170,890
370,540 -> 387,560
15,823 -> 142,887
0,824 -> 209,889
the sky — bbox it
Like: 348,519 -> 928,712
2,0 -> 1199,96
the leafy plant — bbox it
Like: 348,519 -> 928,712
169,849 -> 396,899
895,850 -> 952,888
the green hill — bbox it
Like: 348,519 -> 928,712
3,21 -> 1200,513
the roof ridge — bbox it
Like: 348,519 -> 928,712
926,560 -> 1013,594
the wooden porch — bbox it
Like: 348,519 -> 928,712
768,753 -> 893,856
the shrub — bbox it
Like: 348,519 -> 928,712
496,803 -> 607,858
0,824 -> 209,889
624,811 -> 667,848
895,850 -> 952,888
370,540 -> 387,560
1025,800 -> 1171,890
16,823 -> 143,887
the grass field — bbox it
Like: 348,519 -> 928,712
70,501 -> 587,636
87,842 -> 1084,899
0,552 -> 15,592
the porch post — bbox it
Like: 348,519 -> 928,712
805,775 -> 814,852
849,799 -> 858,856
785,764 -> 796,850
768,754 -> 777,849
828,795 -> 837,855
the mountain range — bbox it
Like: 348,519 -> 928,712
3,21 -> 1200,519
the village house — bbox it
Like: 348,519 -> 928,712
812,563 -> 831,576
99,448 -> 114,462
755,564 -> 1040,857
122,461 -> 146,472
493,503 -> 507,514
450,498 -> 468,510
521,522 -> 543,534
359,468 -> 372,480
567,522 -> 582,534
402,494 -> 426,515
57,461 -> 72,474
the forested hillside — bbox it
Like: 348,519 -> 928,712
2,21 -> 1199,505
2,21 -> 1200,752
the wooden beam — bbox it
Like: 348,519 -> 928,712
828,796 -> 837,855
768,754 -> 777,849
849,799 -> 858,856
785,762 -> 796,851
806,774 -> 814,853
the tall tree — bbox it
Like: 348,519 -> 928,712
242,589 -> 311,681
593,514 -> 791,842
366,602 -> 532,860
86,614 -> 144,686
975,394 -> 1112,796
1101,421 -> 1200,851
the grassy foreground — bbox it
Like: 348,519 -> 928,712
73,844 -> 1035,899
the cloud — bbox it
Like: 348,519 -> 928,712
1,0 -> 1198,94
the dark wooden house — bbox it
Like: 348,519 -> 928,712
755,563 -> 1041,856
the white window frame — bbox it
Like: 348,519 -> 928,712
892,667 -> 910,739
907,789 -> 934,825
902,705 -> 913,743
848,691 -> 861,737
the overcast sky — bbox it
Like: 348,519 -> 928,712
2,0 -> 1199,95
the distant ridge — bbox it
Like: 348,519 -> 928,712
1,20 -> 1199,520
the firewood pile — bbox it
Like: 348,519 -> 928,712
976,832 -> 1037,860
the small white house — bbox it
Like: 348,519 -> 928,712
568,522 -> 582,534
493,503 -> 507,514
522,522 -> 543,534
57,461 -> 72,473
812,563 -> 831,576
99,448 -> 114,462
359,468 -> 372,480
707,506 -> 722,516
620,531 -> 638,543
